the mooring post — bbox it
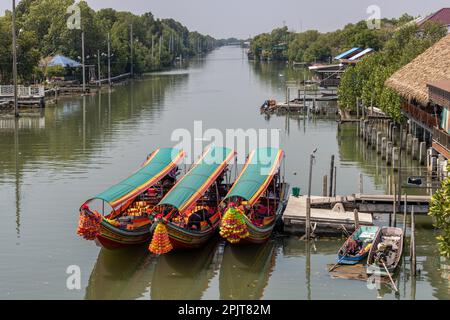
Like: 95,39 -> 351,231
411,205 -> 416,277
323,175 -> 328,197
359,173 -> 363,194
353,209 -> 360,230
419,142 -> 426,165
333,165 -> 337,197
381,137 -> 387,160
411,138 -> 418,160
329,155 -> 334,197
392,184 -> 396,227
386,141 -> 392,165
306,149 -> 317,240
403,193 -> 407,235
406,133 -> 412,154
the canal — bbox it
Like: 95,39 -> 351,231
0,46 -> 448,299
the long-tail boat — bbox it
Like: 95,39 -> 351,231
148,146 -> 236,254
77,148 -> 185,249
366,227 -> 404,276
219,147 -> 289,245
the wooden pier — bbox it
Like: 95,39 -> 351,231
282,195 -> 373,236
282,193 -> 431,235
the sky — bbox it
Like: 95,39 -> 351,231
1,0 -> 450,38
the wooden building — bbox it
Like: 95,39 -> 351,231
386,33 -> 450,158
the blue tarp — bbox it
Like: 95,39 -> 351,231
48,55 -> 82,68
334,47 -> 361,60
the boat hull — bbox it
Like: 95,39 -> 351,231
366,227 -> 404,276
166,223 -> 217,250
336,226 -> 379,265
165,212 -> 221,250
337,252 -> 369,265
224,183 -> 290,246
94,220 -> 152,250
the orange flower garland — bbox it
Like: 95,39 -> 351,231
219,206 -> 249,243
149,222 -> 173,254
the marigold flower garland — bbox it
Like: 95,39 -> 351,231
149,222 -> 173,254
219,206 -> 249,243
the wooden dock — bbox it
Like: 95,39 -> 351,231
282,193 -> 431,236
282,195 -> 373,236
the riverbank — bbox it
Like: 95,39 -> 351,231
0,46 -> 446,300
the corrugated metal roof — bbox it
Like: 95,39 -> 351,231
334,47 -> 361,60
419,8 -> 450,26
348,48 -> 374,61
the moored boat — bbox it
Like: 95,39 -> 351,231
336,226 -> 379,265
219,147 -> 289,245
148,146 -> 236,254
366,227 -> 404,276
77,148 -> 185,249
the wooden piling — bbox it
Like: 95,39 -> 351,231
353,209 -> 360,229
403,194 -> 407,235
392,184 -> 396,227
411,205 -> 416,277
333,166 -> 337,197
359,173 -> 363,194
329,155 -> 334,197
323,175 -> 328,197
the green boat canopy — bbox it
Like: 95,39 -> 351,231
87,148 -> 185,211
158,146 -> 235,212
224,148 -> 284,206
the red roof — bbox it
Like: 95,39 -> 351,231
419,8 -> 450,26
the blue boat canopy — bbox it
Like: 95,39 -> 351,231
334,47 -> 361,60
48,55 -> 82,68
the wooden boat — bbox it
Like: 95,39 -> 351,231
148,146 -> 236,253
77,148 -> 185,249
366,227 -> 404,276
336,226 -> 379,265
219,148 -> 289,245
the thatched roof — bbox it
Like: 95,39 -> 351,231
385,33 -> 450,106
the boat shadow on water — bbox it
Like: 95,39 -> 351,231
84,245 -> 155,300
219,240 -> 277,300
151,239 -> 221,300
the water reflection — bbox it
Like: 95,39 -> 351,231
219,241 -> 277,300
151,240 -> 220,300
85,246 -> 153,300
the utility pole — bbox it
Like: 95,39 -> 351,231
130,24 -> 133,77
107,32 -> 111,87
97,49 -> 101,86
12,0 -> 19,117
306,148 -> 318,240
81,31 -> 86,93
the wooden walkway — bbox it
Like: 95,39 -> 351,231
282,193 -> 431,235
282,196 -> 373,235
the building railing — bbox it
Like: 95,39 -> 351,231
0,85 -> 45,98
401,101 -> 438,129
433,127 -> 450,153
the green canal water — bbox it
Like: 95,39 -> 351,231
1,46 -> 449,300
